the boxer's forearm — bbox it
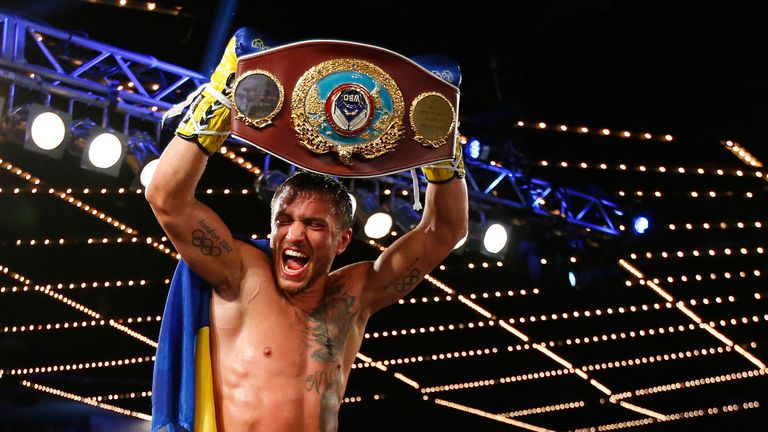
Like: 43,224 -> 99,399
419,177 -> 468,247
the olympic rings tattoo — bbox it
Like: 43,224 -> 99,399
394,267 -> 421,292
191,229 -> 222,256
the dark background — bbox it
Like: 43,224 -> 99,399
0,1 -> 767,431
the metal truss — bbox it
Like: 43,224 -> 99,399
0,13 -> 205,122
379,161 -> 623,237
0,13 -> 624,236
463,160 -> 623,235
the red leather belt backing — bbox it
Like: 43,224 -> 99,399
230,40 -> 460,178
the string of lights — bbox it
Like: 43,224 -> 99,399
0,156 -> 178,258
354,315 -> 764,368
3,355 -> 155,377
218,146 -> 262,175
1,278 -> 168,294
395,288 -> 539,306
0,263 -> 158,347
1,158 -> 137,235
629,246 -> 765,261
438,260 -> 507,270
611,368 -> 767,402
0,186 -> 145,195
432,397 -> 554,432
367,294 -> 746,342
352,346 -> 499,369
513,120 -> 674,142
4,235 -> 169,248
665,220 -> 764,231
0,186 -> 263,196
618,260 -> 766,369
537,160 -> 765,180
1,315 -> 163,334
617,189 -> 760,199
367,244 -> 665,419
19,380 -> 151,421
419,343 -> 741,394
497,400 -> 586,418
624,271 -> 763,286
91,390 -> 152,402
572,400 -> 760,432
353,352 -> 422,389
722,140 -> 763,168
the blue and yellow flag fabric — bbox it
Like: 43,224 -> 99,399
151,239 -> 270,432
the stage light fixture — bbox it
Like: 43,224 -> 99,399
126,130 -> 161,187
482,222 -> 510,256
353,189 -> 392,240
568,271 -> 578,288
466,138 -> 490,161
364,213 -> 393,239
633,216 -> 650,235
10,104 -> 71,158
81,128 -> 128,176
139,159 -> 160,187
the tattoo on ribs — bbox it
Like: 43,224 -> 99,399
391,258 -> 421,293
192,219 -> 233,256
305,364 -> 338,394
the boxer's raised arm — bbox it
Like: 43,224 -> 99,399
145,31 -> 262,296
146,136 -> 244,295
359,144 -> 468,314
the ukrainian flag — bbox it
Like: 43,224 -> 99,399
151,239 -> 270,432
150,259 -> 217,432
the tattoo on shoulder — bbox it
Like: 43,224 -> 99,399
191,219 -> 233,256
390,258 -> 421,293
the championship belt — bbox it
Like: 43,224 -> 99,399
229,40 -> 460,177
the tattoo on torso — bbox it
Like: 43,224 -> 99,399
302,284 -> 357,430
303,284 -> 357,366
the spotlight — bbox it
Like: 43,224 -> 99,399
10,104 -> 71,158
353,189 -> 392,240
81,129 -> 128,176
482,222 -> 510,257
126,130 -> 160,187
139,159 -> 160,187
466,138 -> 490,161
633,216 -> 649,235
364,213 -> 393,239
568,271 -> 578,287
70,119 -> 128,176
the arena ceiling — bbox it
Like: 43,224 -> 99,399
0,1 -> 766,430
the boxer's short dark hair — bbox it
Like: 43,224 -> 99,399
271,171 -> 353,232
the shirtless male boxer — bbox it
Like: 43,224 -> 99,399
146,30 -> 467,432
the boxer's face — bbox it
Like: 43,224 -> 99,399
270,191 -> 351,294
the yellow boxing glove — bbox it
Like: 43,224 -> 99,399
167,28 -> 272,155
421,137 -> 466,183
